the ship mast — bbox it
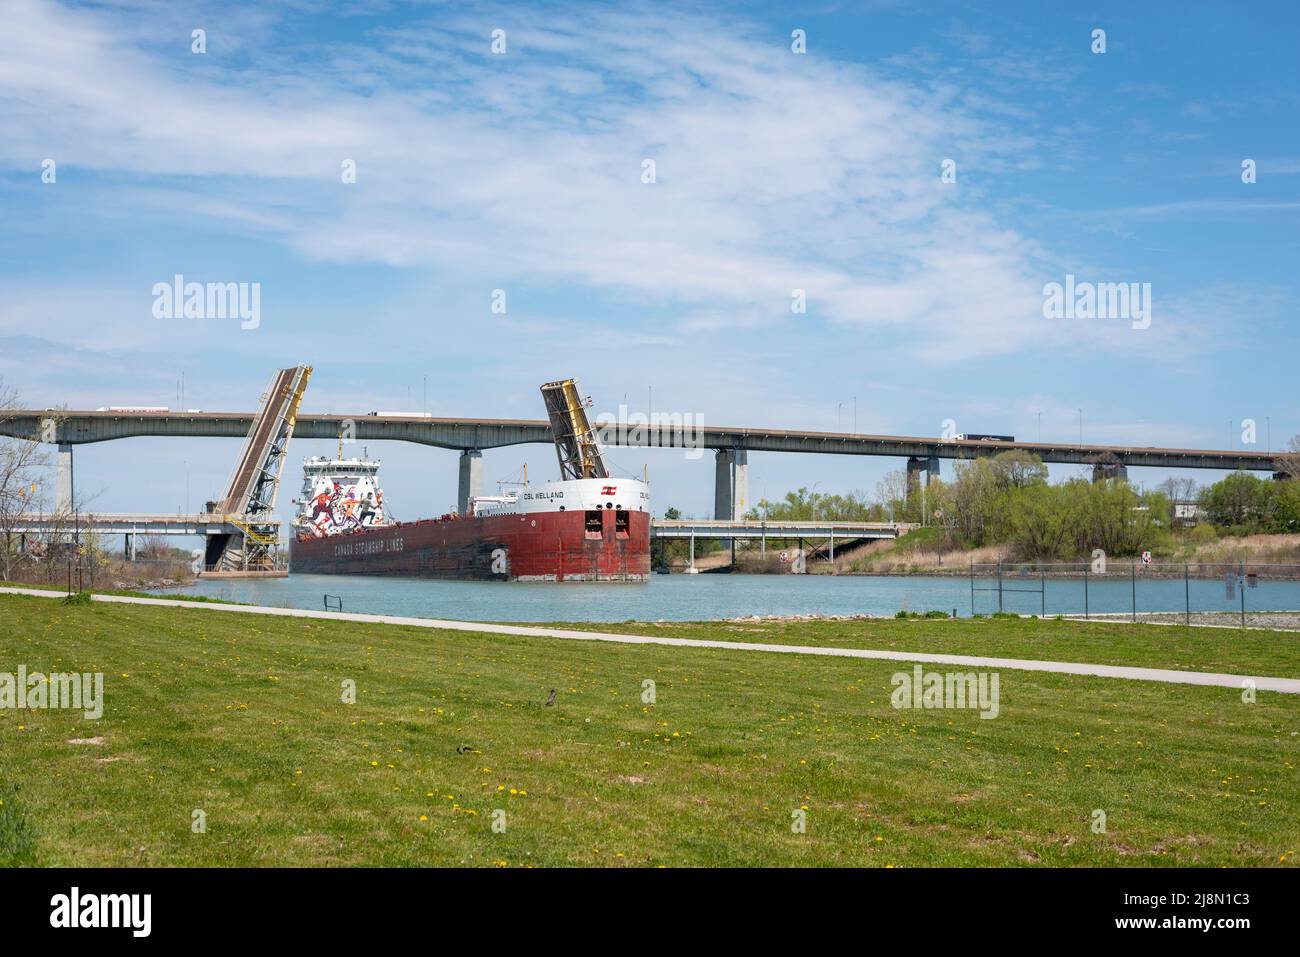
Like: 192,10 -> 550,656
540,378 -> 608,480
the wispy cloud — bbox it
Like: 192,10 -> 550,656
0,0 -> 1063,363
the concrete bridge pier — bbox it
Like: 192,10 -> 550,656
124,532 -> 138,561
714,449 -> 748,559
905,455 -> 939,504
714,450 -> 748,520
458,449 -> 483,515
55,442 -> 73,514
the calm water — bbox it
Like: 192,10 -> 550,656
166,572 -> 1300,623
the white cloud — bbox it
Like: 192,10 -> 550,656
0,0 -> 1060,362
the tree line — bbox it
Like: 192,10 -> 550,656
746,443 -> 1300,561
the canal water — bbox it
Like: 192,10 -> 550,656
167,572 -> 1300,623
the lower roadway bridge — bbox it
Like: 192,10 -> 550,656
15,514 -> 915,563
650,519 -> 916,569
11,513 -> 242,561
10,513 -> 240,535
650,519 -> 912,540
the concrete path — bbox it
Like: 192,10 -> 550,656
3,586 -> 1297,694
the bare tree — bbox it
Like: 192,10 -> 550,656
1275,435 -> 1300,480
138,534 -> 173,561
875,469 -> 908,521
0,380 -> 52,582
1157,476 -> 1199,502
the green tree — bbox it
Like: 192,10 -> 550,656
1199,472 -> 1275,531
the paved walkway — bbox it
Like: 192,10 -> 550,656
3,586 -> 1297,694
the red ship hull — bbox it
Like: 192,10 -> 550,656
289,508 -> 650,581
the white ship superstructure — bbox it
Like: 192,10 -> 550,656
293,455 -> 389,538
472,477 -> 649,517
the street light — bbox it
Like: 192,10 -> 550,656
1077,409 -> 1083,445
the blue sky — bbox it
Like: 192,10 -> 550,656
1,0 -> 1297,525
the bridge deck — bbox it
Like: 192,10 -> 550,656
2,410 -> 1284,471
10,514 -> 241,535
650,520 -> 914,539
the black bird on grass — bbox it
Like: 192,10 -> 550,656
545,689 -> 557,707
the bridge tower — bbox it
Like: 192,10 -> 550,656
204,365 -> 312,571
539,378 -> 608,481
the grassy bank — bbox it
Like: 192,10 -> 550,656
1,594 -> 1296,867
828,530 -> 1300,576
535,614 -> 1300,677
0,581 -> 231,603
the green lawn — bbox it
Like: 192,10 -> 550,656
0,593 -> 1296,867
0,580 -> 233,603
536,615 -> 1300,677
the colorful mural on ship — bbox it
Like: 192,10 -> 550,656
294,457 -> 389,539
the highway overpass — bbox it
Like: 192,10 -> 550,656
0,409 -> 1284,470
2,409 -> 1289,520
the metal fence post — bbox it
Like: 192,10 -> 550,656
1131,562 -> 1136,623
1240,568 -> 1247,629
997,558 -> 1004,614
1185,562 -> 1190,626
1041,569 -> 1046,617
1084,564 -> 1089,620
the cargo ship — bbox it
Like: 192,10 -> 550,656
288,379 -> 651,581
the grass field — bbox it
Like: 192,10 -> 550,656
1,593 -> 1297,867
532,614 -> 1300,676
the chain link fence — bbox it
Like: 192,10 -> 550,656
970,560 -> 1300,628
